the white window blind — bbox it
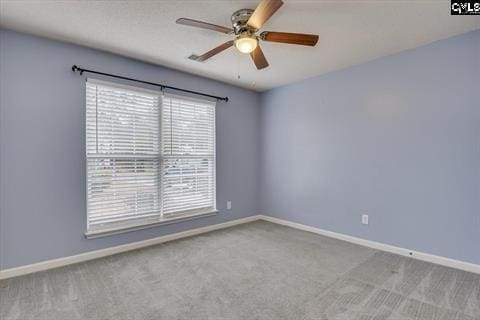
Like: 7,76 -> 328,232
161,94 -> 216,216
86,80 -> 216,234
86,80 -> 161,232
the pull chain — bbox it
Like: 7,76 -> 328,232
237,52 -> 241,80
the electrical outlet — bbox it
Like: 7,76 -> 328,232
362,214 -> 369,225
227,201 -> 232,210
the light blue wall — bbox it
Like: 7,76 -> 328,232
260,30 -> 480,265
0,30 -> 261,269
1,29 -> 479,270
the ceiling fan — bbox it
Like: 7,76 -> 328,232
176,0 -> 319,70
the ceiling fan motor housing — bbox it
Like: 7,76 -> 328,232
231,9 -> 256,35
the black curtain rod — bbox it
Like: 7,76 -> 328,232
71,65 -> 229,102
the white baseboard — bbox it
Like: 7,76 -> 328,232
0,215 -> 262,280
2,214 -> 478,279
259,215 -> 480,275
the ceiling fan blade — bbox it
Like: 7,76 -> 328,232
189,41 -> 234,62
247,0 -> 284,30
176,18 -> 233,34
260,31 -> 319,46
250,45 -> 269,70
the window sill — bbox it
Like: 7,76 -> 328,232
85,210 -> 218,239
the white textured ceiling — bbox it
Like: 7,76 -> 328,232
1,0 -> 479,91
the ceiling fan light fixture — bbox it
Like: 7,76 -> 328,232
235,35 -> 258,54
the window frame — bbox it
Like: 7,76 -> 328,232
85,79 -> 217,239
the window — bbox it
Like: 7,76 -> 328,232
161,94 -> 216,217
86,79 -> 216,235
